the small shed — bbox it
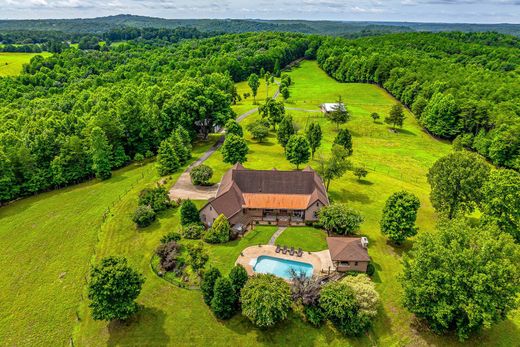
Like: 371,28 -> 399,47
327,237 -> 370,272
320,103 -> 346,114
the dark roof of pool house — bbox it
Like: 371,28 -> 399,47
327,237 -> 371,262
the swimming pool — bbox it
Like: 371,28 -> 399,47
252,255 -> 314,280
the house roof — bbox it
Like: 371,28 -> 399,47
327,237 -> 370,262
242,193 -> 311,209
321,103 -> 346,113
207,164 -> 329,217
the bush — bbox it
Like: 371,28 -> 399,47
190,164 -> 213,186
134,153 -> 144,162
366,263 -> 375,276
211,277 -> 237,320
203,214 -> 230,244
319,281 -> 369,336
229,264 -> 248,297
318,203 -> 364,235
160,231 -> 181,244
225,119 -> 243,137
247,120 -> 269,142
186,241 -> 208,273
304,305 -> 326,327
138,186 -> 171,212
180,199 -> 200,226
342,275 -> 380,319
241,274 -> 292,328
181,223 -> 205,239
155,241 -> 181,272
132,205 -> 156,228
201,267 -> 222,305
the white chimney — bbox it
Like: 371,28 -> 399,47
361,237 -> 369,249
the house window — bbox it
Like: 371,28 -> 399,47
316,201 -> 320,207
339,261 -> 350,266
354,262 -> 358,266
209,206 -> 212,211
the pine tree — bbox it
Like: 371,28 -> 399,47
156,139 -> 179,176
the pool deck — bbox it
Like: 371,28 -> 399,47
236,245 -> 335,278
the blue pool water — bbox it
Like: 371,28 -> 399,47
252,255 -> 314,280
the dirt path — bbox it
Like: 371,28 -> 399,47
169,80 -> 282,200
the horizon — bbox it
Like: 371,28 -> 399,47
0,0 -> 519,24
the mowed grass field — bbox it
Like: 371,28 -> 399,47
0,52 -> 52,76
1,60 -> 519,346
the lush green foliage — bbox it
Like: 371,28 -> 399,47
246,120 -> 270,142
225,119 -> 243,137
319,281 -> 369,336
306,123 -> 322,158
259,98 -> 285,129
132,205 -> 156,228
221,134 -> 249,164
186,241 -> 209,273
155,241 -> 181,272
285,134 -> 310,169
318,203 -> 364,235
276,115 -> 296,149
427,152 -> 490,218
89,127 -> 112,180
190,164 -> 213,186
401,219 -> 520,340
380,191 -> 420,244
241,274 -> 292,328
342,275 -> 380,319
480,169 -> 520,242
385,104 -> 406,129
138,186 -> 171,212
160,231 -> 181,244
156,139 -> 180,176
87,256 -> 144,321
333,129 -> 353,156
181,223 -> 205,239
180,199 -> 200,226
229,265 -> 249,297
211,277 -> 237,320
318,32 -> 520,169
204,214 -> 230,244
317,145 -> 351,190
201,267 -> 222,306
353,167 -> 368,181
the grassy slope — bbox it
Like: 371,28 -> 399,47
0,52 -> 52,76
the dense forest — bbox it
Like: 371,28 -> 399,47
0,32 -> 310,202
1,15 -> 520,36
317,32 -> 520,170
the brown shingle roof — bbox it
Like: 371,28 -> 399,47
327,237 -> 370,262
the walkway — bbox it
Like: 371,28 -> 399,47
268,227 -> 287,245
169,79 -> 282,200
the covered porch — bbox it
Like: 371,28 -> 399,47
246,208 -> 306,226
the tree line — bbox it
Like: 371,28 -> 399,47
317,32 -> 520,171
0,32 -> 311,203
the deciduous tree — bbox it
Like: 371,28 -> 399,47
285,134 -> 310,169
180,199 -> 200,226
277,115 -> 296,150
201,267 -> 222,305
89,127 -> 112,180
221,134 -> 248,164
380,191 -> 420,245
247,73 -> 260,104
333,128 -> 353,156
211,277 -> 237,320
318,203 -> 364,235
306,123 -> 322,159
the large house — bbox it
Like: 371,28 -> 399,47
200,164 -> 329,231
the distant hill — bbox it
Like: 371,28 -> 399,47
1,14 -> 519,37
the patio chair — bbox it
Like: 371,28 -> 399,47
289,247 -> 295,256
282,245 -> 288,254
275,245 -> 281,253
297,248 -> 303,257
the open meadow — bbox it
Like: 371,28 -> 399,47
0,52 -> 52,76
0,60 -> 518,346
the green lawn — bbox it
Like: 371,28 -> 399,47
232,78 -> 279,115
275,226 -> 328,252
0,52 -> 52,76
2,60 -> 519,346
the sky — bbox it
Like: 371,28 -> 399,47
1,0 -> 519,24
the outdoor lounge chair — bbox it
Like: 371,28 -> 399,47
297,248 -> 303,257
275,245 -> 281,253
282,246 -> 288,254
289,247 -> 295,256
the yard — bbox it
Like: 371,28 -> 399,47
0,52 -> 52,76
275,226 -> 328,252
0,60 -> 518,346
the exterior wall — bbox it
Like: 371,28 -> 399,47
200,203 -> 219,227
305,201 -> 324,221
336,261 -> 369,273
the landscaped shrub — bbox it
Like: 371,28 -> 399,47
290,269 -> 321,306
229,264 -> 248,297
318,203 -> 364,235
138,186 -> 171,212
88,256 -> 145,321
190,164 -> 213,186
156,241 -> 181,272
186,241 -> 208,273
211,277 -> 237,320
342,275 -> 380,320
201,267 -> 222,305
160,231 -> 181,244
366,263 -> 375,277
319,281 -> 369,336
304,305 -> 326,327
180,199 -> 200,226
181,223 -> 205,239
132,205 -> 156,228
241,274 -> 292,328
203,214 -> 230,244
